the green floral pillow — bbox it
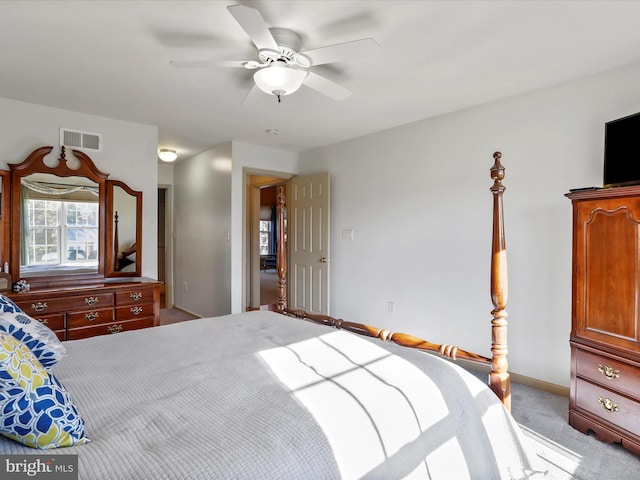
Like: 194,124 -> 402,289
0,332 -> 88,449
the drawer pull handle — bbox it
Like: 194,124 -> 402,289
130,306 -> 143,315
31,302 -> 48,313
598,396 -> 620,413
85,296 -> 99,306
598,364 -> 620,380
130,292 -> 143,301
84,312 -> 99,321
37,318 -> 48,325
108,324 -> 123,334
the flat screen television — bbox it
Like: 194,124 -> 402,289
604,111 -> 640,188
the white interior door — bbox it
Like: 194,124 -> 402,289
289,172 -> 330,315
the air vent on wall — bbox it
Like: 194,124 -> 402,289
60,128 -> 102,152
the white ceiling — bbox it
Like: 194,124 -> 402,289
2,1 -> 640,160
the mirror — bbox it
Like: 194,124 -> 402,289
9,146 -> 110,288
106,180 -> 142,277
19,173 -> 100,277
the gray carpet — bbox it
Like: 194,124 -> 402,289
159,308 -> 200,325
466,370 -> 640,479
260,270 -> 279,305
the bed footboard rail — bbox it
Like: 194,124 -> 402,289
283,307 -> 492,364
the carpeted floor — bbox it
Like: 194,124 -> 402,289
260,270 -> 279,306
465,369 -> 640,479
159,308 -> 200,325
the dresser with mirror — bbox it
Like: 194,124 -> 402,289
1,145 -> 159,340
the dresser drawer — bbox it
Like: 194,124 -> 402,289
16,293 -> 114,316
575,348 -> 640,398
115,304 -> 154,321
575,378 -> 640,437
67,308 -> 115,328
32,313 -> 65,331
116,288 -> 155,306
67,317 -> 155,340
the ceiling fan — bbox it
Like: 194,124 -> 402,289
170,4 -> 379,103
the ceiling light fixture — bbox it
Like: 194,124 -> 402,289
254,62 -> 307,103
158,148 -> 177,162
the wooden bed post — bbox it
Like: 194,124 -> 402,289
489,152 -> 511,411
113,211 -> 119,272
276,186 -> 287,312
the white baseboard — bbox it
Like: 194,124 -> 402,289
458,360 -> 569,398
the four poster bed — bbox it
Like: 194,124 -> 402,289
0,153 -> 540,479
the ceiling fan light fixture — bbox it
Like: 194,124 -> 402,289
158,148 -> 178,162
253,63 -> 307,97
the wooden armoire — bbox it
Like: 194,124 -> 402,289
566,186 -> 640,454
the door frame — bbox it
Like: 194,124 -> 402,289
243,169 -> 292,310
158,184 -> 174,308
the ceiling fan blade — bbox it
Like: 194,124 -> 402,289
299,38 -> 379,66
227,4 -> 279,52
303,71 -> 351,101
170,59 -> 259,69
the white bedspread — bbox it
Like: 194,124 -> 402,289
0,310 -> 541,479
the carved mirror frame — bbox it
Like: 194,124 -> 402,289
9,146 -> 108,288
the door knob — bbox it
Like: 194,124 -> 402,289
320,257 -> 330,263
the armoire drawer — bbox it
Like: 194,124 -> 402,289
575,348 -> 640,399
67,317 -> 155,340
574,378 -> 640,437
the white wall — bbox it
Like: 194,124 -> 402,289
173,143 -> 233,317
299,62 -> 640,387
172,140 -> 297,316
0,97 -> 159,279
158,162 -> 174,185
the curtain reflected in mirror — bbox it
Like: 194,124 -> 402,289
20,174 -> 99,277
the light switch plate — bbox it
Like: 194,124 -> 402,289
342,229 -> 354,240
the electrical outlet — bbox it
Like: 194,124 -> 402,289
388,302 -> 395,313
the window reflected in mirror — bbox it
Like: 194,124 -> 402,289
20,174 -> 100,277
